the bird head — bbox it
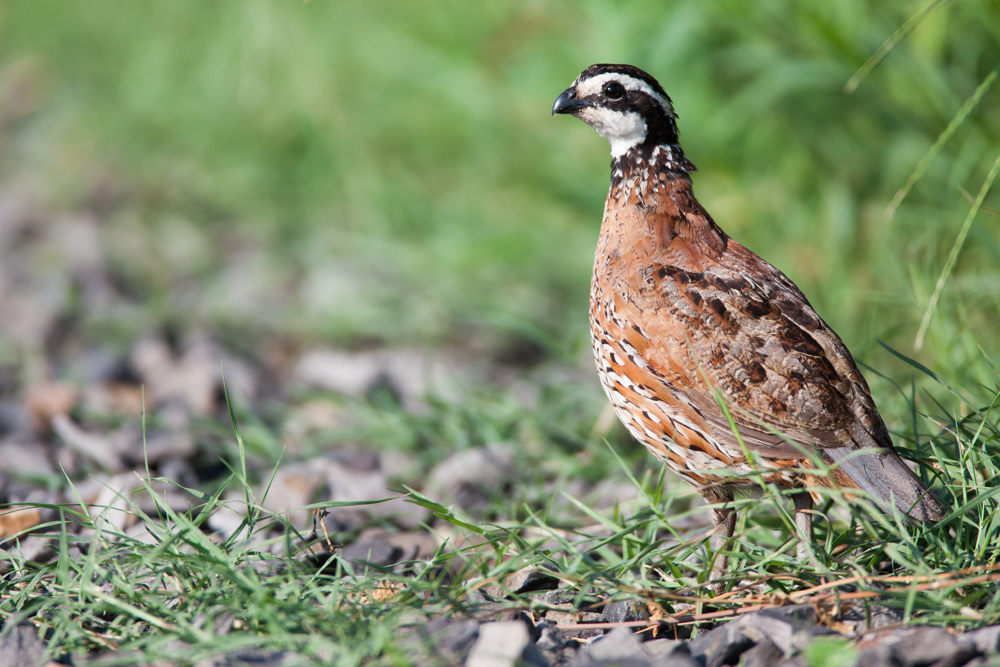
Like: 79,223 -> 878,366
552,64 -> 680,159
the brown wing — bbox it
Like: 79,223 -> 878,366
621,254 -> 860,458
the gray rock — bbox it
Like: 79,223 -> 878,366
891,626 -> 977,667
483,566 -> 560,599
214,612 -> 235,636
293,349 -> 385,397
645,640 -> 699,667
15,536 -> 54,564
0,623 -> 48,667
260,462 -> 328,527
570,626 -> 654,667
534,589 -> 580,606
839,602 -> 904,635
498,610 -> 540,641
467,621 -> 548,667
424,443 -> 516,513
0,401 -> 34,439
601,600 -> 649,624
535,618 -> 574,667
340,538 -> 399,570
130,335 -> 234,415
961,659 -> 989,667
667,646 -> 703,667
959,626 -> 1000,655
409,618 -> 481,664
0,441 -> 53,476
742,637 -> 785,667
321,458 -> 426,530
856,644 -> 896,667
729,605 -> 835,655
292,347 -> 471,411
776,657 -> 807,667
688,622 -> 754,667
471,602 -> 519,623
51,413 -> 123,472
385,531 -> 437,562
644,638 -> 683,659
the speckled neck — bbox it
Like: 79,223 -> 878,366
609,143 -> 696,202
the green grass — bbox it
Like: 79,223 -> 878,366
2,360 -> 999,664
2,0 -> 1000,664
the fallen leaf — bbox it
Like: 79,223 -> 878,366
26,382 -> 78,431
0,506 -> 43,539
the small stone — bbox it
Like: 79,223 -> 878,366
425,618 -> 481,663
293,348 -> 383,397
535,619 -> 571,652
498,610 -> 539,641
424,444 -> 516,513
775,657 -> 806,667
51,414 -> 122,472
322,459 -> 426,530
483,567 -> 560,599
728,605 -> 826,655
282,400 -> 344,454
0,623 -> 48,667
688,622 -> 754,667
213,613 -> 234,637
260,462 -> 327,527
657,643 -> 701,667
130,336 -> 228,415
467,621 -> 548,667
88,472 -> 141,538
469,602 -> 513,623
570,626 -> 654,667
856,644 -> 895,667
601,599 -> 649,624
545,608 -> 602,626
644,638 -> 682,657
16,537 -> 55,564
0,400 -> 34,439
534,589 -> 579,606
385,531 -> 437,561
838,602 -> 903,635
293,549 -> 336,571
890,626 -> 976,667
742,637 -> 785,667
340,538 -> 399,570
959,626 -> 1000,654
0,442 -> 53,477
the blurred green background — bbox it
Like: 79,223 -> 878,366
1,0 -> 998,401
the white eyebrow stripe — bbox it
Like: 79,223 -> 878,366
575,73 -> 672,112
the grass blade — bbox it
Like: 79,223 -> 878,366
915,150 -> 1000,351
887,65 -> 1000,219
845,0 -> 954,94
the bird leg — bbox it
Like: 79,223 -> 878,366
792,491 -> 813,561
707,501 -> 736,591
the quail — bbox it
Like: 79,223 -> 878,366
552,64 -> 945,583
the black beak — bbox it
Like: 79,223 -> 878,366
551,87 -> 590,116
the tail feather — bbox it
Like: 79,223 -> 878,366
825,446 -> 946,522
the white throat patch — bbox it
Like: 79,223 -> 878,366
578,107 -> 647,158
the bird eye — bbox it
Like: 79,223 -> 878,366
604,82 -> 625,99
